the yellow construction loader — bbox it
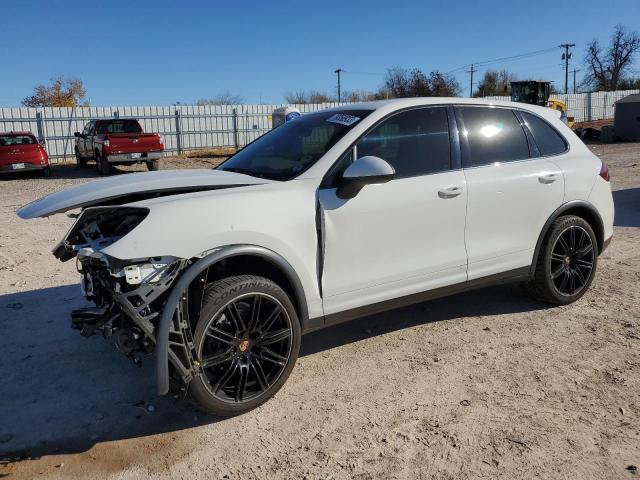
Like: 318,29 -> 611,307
510,81 -> 575,127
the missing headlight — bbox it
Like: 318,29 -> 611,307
54,206 -> 149,261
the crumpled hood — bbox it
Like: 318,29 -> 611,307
17,169 -> 271,219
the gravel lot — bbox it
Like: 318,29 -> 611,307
1,145 -> 639,479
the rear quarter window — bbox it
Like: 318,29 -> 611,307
521,111 -> 568,156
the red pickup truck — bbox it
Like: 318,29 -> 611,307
74,119 -> 164,175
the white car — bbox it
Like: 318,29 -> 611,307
18,98 -> 614,416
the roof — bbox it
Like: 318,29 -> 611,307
327,96 -> 557,119
616,94 -> 640,104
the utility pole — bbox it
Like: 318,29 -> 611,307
560,43 -> 575,94
570,69 -> 580,94
334,68 -> 342,102
466,64 -> 477,97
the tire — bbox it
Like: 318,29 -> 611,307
189,275 -> 301,416
96,152 -> 111,175
146,160 -> 159,171
75,148 -> 87,168
528,215 -> 598,305
41,167 -> 51,178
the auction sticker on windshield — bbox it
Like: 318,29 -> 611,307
326,113 -> 361,126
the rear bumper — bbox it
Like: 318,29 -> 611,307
0,162 -> 48,173
106,152 -> 162,163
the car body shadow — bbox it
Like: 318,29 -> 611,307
0,281 -> 548,461
613,188 -> 640,227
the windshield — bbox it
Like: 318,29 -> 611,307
0,135 -> 37,146
218,109 -> 372,180
96,120 -> 142,134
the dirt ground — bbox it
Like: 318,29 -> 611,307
1,144 -> 639,479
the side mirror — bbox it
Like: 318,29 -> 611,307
337,155 -> 395,199
38,138 -> 46,146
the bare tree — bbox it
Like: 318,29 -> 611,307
583,25 -> 640,91
284,90 -> 309,104
196,92 -> 244,105
474,69 -> 517,97
284,90 -> 334,104
428,71 -> 461,97
382,67 -> 460,98
307,90 -> 333,103
22,76 -> 88,107
384,67 -> 412,97
343,90 -> 378,102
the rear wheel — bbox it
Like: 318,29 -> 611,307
528,215 -> 598,305
41,166 -> 51,178
96,152 -> 111,175
75,147 -> 87,168
189,275 -> 301,416
146,160 -> 159,171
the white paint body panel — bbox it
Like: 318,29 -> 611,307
319,171 -> 468,314
464,158 -> 564,280
17,169 -> 269,219
103,179 -> 324,319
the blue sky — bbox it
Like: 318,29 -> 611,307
1,0 -> 638,106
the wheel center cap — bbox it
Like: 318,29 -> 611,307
238,339 -> 250,352
564,256 -> 571,266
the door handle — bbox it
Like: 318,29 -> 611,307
538,173 -> 559,184
438,185 -> 463,199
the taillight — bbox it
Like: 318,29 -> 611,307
159,135 -> 164,148
599,161 -> 610,182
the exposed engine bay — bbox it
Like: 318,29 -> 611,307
59,206 -> 197,386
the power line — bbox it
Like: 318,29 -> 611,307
342,70 -> 386,76
446,46 -> 559,75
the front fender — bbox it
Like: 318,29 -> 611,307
156,244 -> 310,395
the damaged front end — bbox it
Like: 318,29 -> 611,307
58,206 -> 197,387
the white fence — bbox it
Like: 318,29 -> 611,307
484,89 -> 639,123
1,89 -> 638,163
0,103 -> 349,163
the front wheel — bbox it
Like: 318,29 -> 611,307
528,215 -> 598,305
75,148 -> 87,168
189,275 -> 301,416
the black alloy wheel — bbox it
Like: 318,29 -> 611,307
528,215 -> 599,305
549,225 -> 595,296
190,276 -> 300,416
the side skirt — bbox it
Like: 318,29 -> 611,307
311,266 -> 531,330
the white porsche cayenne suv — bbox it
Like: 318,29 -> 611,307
19,98 -> 614,416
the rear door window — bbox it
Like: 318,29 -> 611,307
521,111 -> 567,156
357,107 -> 451,178
459,107 -> 530,166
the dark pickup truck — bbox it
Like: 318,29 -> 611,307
74,119 -> 164,175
